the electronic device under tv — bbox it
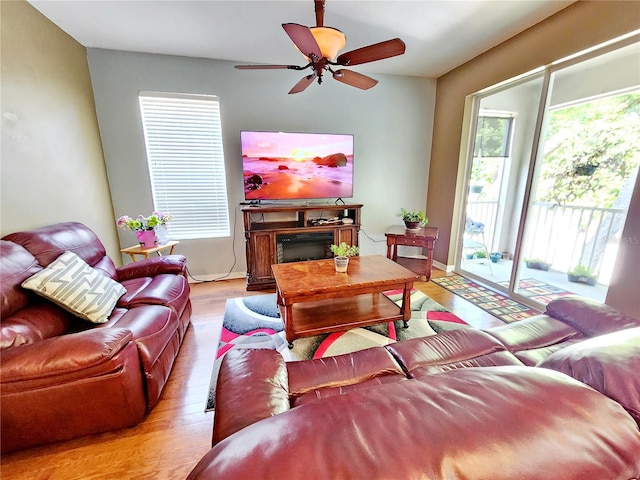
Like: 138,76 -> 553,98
241,130 -> 354,201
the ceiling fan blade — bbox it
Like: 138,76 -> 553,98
332,69 -> 378,90
282,23 -> 322,60
289,73 -> 317,94
235,64 -> 297,70
336,38 -> 406,66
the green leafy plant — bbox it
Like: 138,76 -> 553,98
117,212 -> 172,232
330,242 -> 359,258
568,264 -> 596,277
397,208 -> 428,225
525,258 -> 552,271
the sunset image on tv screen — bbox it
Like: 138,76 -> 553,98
241,131 -> 354,200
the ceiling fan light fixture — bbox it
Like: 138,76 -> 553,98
309,26 -> 346,60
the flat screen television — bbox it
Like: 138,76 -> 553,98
241,130 -> 354,201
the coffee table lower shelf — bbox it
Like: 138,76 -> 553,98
278,293 -> 405,347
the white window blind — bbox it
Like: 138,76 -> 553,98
139,92 -> 230,239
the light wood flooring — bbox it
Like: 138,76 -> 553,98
0,269 -> 502,480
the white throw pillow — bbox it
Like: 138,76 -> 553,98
22,251 -> 125,324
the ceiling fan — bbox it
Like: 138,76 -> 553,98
235,0 -> 406,94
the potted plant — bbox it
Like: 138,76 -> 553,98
117,212 -> 172,247
489,252 -> 502,263
567,264 -> 597,286
329,242 -> 359,273
525,258 -> 551,271
397,208 -> 428,230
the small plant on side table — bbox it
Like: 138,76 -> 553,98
116,212 -> 172,247
397,208 -> 428,230
330,242 -> 359,273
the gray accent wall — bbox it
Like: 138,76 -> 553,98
87,49 -> 435,278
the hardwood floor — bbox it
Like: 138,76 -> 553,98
0,269 -> 502,479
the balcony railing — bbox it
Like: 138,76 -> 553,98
466,201 -> 626,281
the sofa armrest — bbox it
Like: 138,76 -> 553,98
212,349 -> 289,446
1,328 -> 133,386
545,295 -> 640,336
116,255 -> 187,281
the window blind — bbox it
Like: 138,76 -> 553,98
139,92 -> 230,239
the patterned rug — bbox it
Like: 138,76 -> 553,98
205,289 -> 467,411
498,278 -> 575,305
431,275 -> 540,324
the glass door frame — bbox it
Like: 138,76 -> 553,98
454,31 -> 640,309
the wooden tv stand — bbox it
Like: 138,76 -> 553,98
242,203 -> 362,290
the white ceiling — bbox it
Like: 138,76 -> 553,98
28,0 -> 575,78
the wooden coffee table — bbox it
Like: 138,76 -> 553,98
272,255 -> 418,348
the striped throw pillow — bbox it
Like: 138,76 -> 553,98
22,251 -> 125,324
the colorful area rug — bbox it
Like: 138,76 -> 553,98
431,275 -> 539,324
497,278 -> 575,305
205,289 -> 467,411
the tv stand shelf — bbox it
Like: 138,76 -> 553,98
242,204 -> 362,290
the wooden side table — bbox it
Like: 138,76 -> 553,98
120,240 -> 179,262
385,225 -> 439,281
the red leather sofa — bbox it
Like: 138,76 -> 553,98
188,296 -> 640,479
1,222 -> 192,452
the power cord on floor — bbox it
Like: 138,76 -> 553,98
185,202 -> 242,283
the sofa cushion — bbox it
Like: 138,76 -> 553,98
101,305 -> 178,372
545,295 -> 640,336
386,328 -> 523,378
538,327 -> 640,426
0,241 -> 42,318
21,251 -> 125,324
484,314 -> 585,365
118,274 -> 190,317
1,302 -> 74,349
287,347 -> 407,407
511,339 -> 585,366
3,221 -> 117,278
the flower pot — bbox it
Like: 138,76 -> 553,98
136,229 -> 157,248
526,261 -> 551,271
489,252 -> 502,263
404,220 -> 421,230
567,273 -> 597,286
334,256 -> 349,273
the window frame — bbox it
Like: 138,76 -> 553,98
138,91 -> 230,240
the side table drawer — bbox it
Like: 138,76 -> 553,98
392,237 -> 426,247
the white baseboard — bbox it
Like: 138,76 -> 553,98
187,271 -> 246,283
433,260 -> 455,273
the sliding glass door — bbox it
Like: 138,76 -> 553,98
458,73 -> 545,291
515,41 -> 640,305
457,37 -> 640,308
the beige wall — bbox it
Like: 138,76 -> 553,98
0,0 -> 119,258
427,1 -> 640,315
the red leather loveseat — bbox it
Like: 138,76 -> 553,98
1,222 -> 191,452
188,296 -> 640,479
